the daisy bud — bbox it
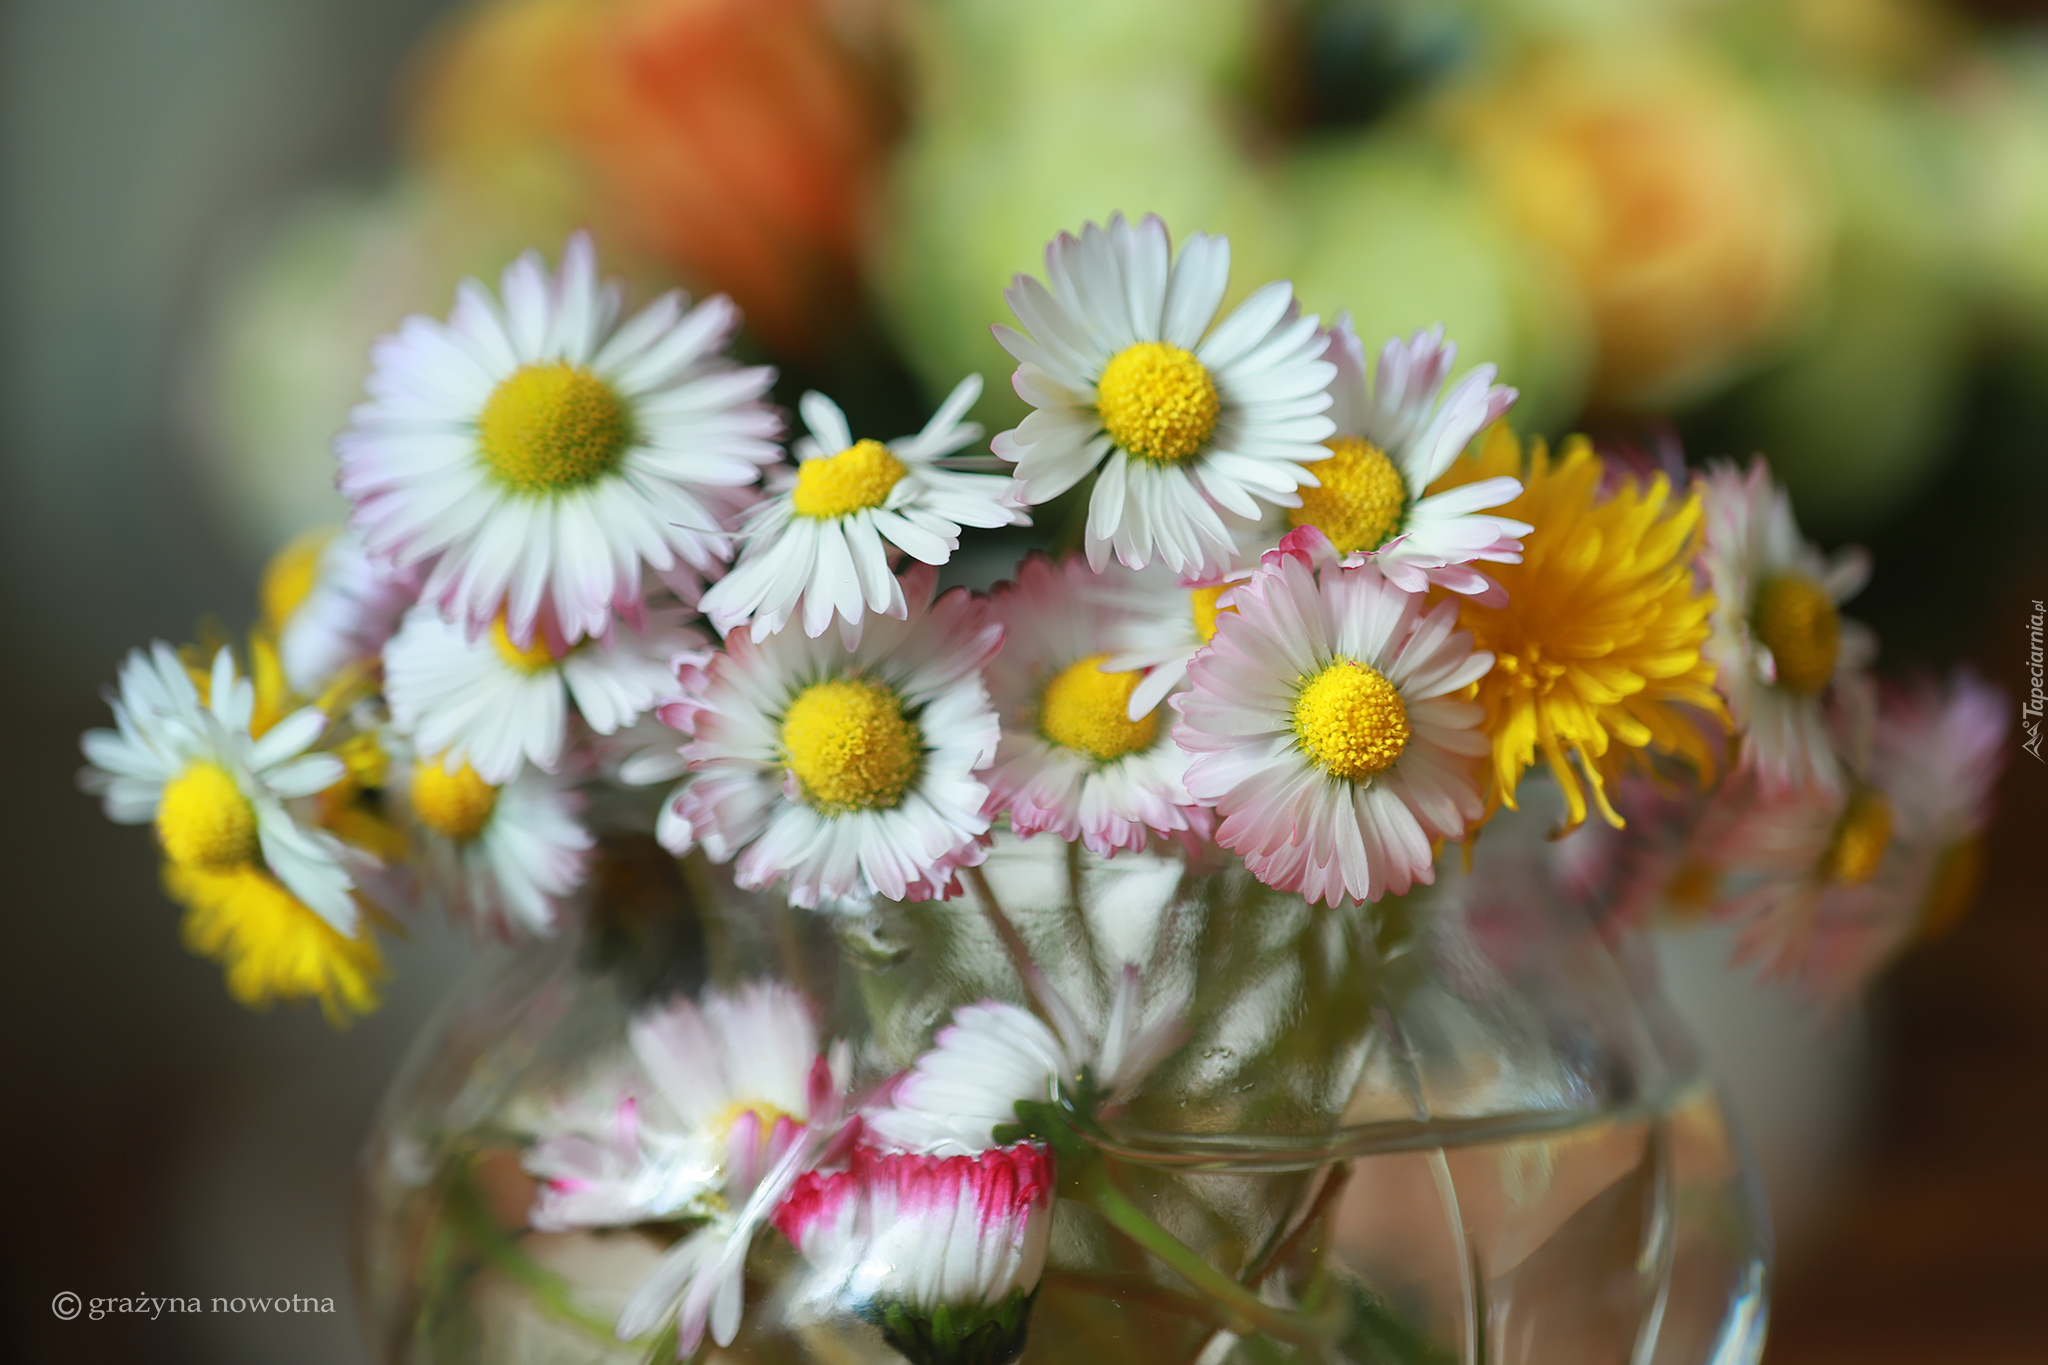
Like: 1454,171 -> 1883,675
776,1143 -> 1054,1365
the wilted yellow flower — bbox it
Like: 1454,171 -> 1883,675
165,863 -> 384,1026
1451,47 -> 1823,407
1433,427 -> 1726,831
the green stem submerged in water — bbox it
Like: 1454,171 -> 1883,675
1082,1164 -> 1348,1351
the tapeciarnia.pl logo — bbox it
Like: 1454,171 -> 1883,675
2025,598 -> 2044,762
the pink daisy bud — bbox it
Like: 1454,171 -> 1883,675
776,1143 -> 1054,1365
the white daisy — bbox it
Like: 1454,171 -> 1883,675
983,554 -> 1210,856
1292,318 -> 1528,600
1877,670 -> 2007,865
524,1092 -> 682,1234
80,643 -> 360,930
1708,774 -> 1900,996
275,528 -> 420,696
534,982 -> 853,1355
1174,529 -> 1496,906
387,745 -> 594,939
382,599 -> 708,784
663,565 -> 1003,908
865,965 -> 1186,1155
991,214 -> 1336,579
1717,670 -> 2011,1001
774,1142 -> 1053,1358
527,981 -> 843,1234
699,376 -> 1027,643
335,231 -> 780,648
1700,458 -> 1876,794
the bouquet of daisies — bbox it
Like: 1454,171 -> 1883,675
82,218 -> 2007,1361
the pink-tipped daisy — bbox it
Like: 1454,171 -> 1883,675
382,599 -> 708,784
1699,458 -> 1876,794
527,981 -> 854,1353
335,231 -> 779,648
991,214 -> 1335,579
1714,670 -> 2011,1001
699,376 -> 1027,644
1174,528 -> 1495,905
1292,318 -> 1527,600
527,981 -> 841,1232
661,565 -> 1003,907
775,1142 -> 1053,1360
982,554 -> 1210,856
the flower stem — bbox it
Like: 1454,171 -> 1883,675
444,1159 -> 627,1346
967,865 -> 1070,1032
1082,1165 -> 1344,1349
1243,1161 -> 1351,1288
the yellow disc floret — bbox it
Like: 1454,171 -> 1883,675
1039,654 -> 1159,761
1096,341 -> 1221,463
1289,437 -> 1408,552
1821,787 -> 1892,886
491,615 -> 557,672
166,862 -> 382,1027
479,361 -> 632,492
1753,573 -> 1840,694
713,1099 -> 796,1143
1189,584 -> 1235,643
1292,659 -> 1412,780
158,762 -> 260,869
780,677 -> 922,812
791,439 -> 909,519
412,758 -> 499,842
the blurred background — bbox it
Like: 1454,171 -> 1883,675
1,0 -> 2043,1360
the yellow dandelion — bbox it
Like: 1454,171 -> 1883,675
1432,426 -> 1727,830
165,862 -> 384,1026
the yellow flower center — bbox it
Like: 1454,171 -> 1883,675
1821,787 -> 1893,886
158,762 -> 260,869
490,616 -> 557,672
478,361 -> 632,492
790,439 -> 908,519
1039,653 -> 1159,761
1288,436 -> 1408,552
1292,659 -> 1412,780
1096,341 -> 1221,463
411,758 -> 499,842
780,677 -> 922,812
1189,584 -> 1235,644
1753,573 -> 1840,694
712,1099 -> 796,1143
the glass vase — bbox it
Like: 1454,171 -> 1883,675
355,793 -> 1769,1365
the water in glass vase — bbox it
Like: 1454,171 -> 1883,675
357,817 -> 1768,1365
375,1081 -> 1760,1364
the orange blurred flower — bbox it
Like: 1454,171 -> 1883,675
410,0 -> 902,355
1451,47 -> 1824,408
